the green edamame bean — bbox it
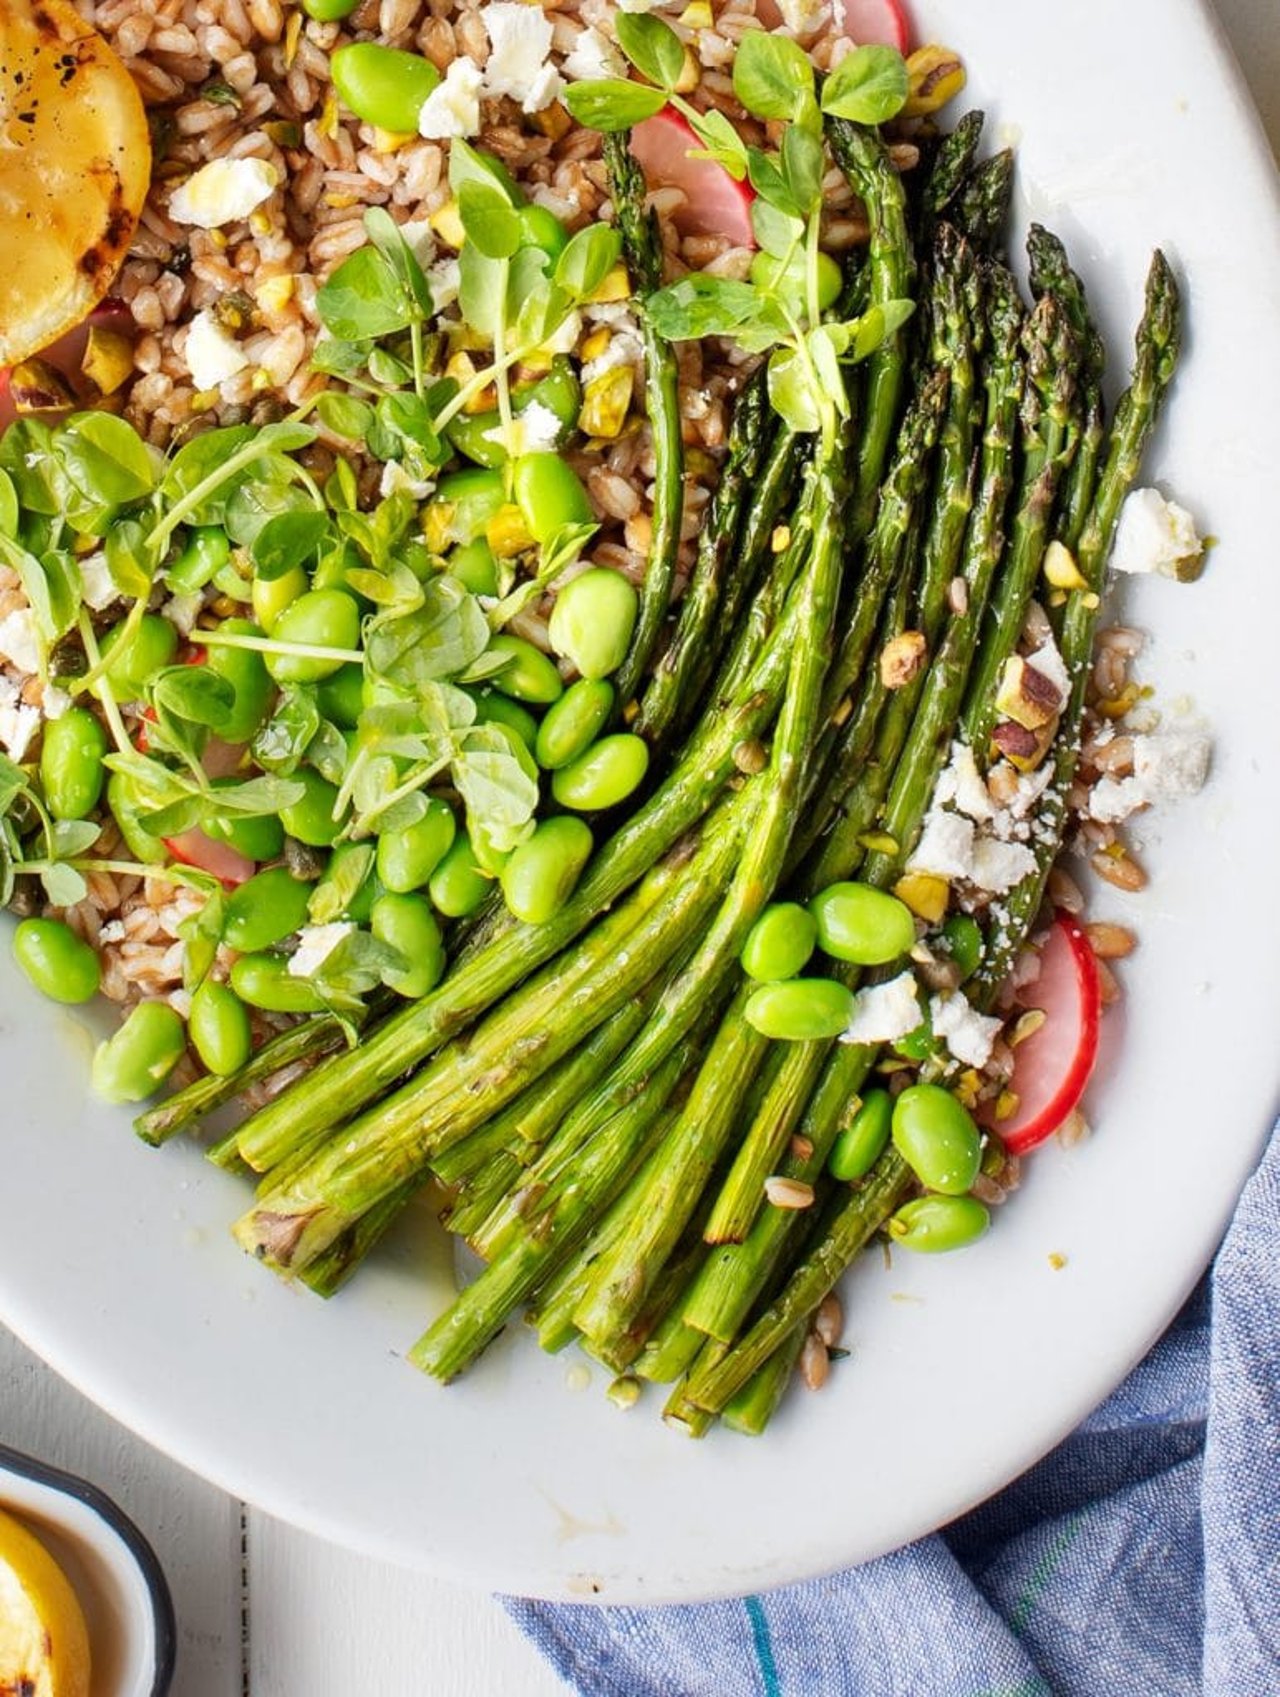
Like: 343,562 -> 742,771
223,866 -> 312,952
743,978 -> 856,1041
809,881 -> 916,966
740,903 -> 817,983
435,468 -> 506,545
168,527 -> 230,594
518,203 -> 568,260
749,249 -> 842,311
376,799 -> 456,894
204,782 -> 284,862
330,43 -> 441,134
302,0 -> 358,18
551,733 -> 648,811
891,1084 -> 982,1196
939,913 -> 984,982
428,835 -> 491,918
189,978 -> 252,1077
548,568 -> 638,681
371,893 -> 446,998
316,662 -> 365,730
828,1088 -> 893,1181
473,690 -> 539,752
499,816 -> 593,925
204,619 -> 273,742
279,768 -> 342,846
251,563 -> 307,634
888,1195 -> 990,1254
534,677 -> 613,770
230,952 -> 327,1014
96,614 -> 177,701
40,706 -> 107,820
446,362 -> 581,469
487,634 -> 563,705
448,537 -> 499,596
512,453 -> 593,545
12,917 -> 100,1004
91,1002 -> 187,1103
106,773 -> 166,865
266,589 -> 360,685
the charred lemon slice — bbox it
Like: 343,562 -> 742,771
0,1505 -> 91,1697
0,0 -> 151,364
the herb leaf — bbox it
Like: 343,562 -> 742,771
615,12 -> 686,92
820,44 -> 910,123
562,79 -> 667,133
732,32 -> 815,122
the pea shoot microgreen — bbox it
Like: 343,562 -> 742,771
564,21 -> 915,449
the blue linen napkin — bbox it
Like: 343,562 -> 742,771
504,1125 -> 1278,1696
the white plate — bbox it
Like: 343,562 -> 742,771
1,0 -> 1278,1606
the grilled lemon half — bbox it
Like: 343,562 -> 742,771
0,1505 -> 91,1697
0,0 -> 151,365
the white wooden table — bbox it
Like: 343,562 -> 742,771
2,10 -> 1274,1694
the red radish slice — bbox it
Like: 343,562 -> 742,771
630,108 -> 756,246
755,0 -> 909,48
992,912 -> 1102,1155
163,829 -> 255,889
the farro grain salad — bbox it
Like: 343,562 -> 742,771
0,0 -> 1212,1431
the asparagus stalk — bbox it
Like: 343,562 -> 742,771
721,1318 -> 811,1436
920,111 -> 985,235
298,1176 -> 422,1298
971,251 -> 1181,1000
1027,224 -> 1107,554
682,1152 -> 913,1416
607,134 -> 685,705
955,149 -> 1015,256
636,368 -> 772,748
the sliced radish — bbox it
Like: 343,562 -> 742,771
754,0 -> 909,48
163,829 -> 255,889
630,108 -> 756,247
991,912 -> 1102,1155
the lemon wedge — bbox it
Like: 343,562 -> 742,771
0,1505 -> 91,1697
0,0 -> 151,365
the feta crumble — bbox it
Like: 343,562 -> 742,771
78,551 -> 120,613
418,57 -> 484,140
0,678 -> 39,761
427,256 -> 461,312
934,742 -> 994,824
379,461 -> 436,501
168,158 -> 278,229
968,836 -> 1037,895
163,593 -> 205,638
184,310 -> 250,391
1109,487 -> 1203,579
482,399 -> 564,458
582,327 -> 645,386
775,0 -> 828,33
562,25 -> 626,81
540,308 -> 583,357
42,685 -> 72,721
929,993 -> 1004,1068
1025,630 -> 1070,700
481,4 -> 562,112
0,608 -> 41,676
288,923 -> 354,979
840,971 -> 922,1047
908,808 -> 977,883
1088,729 -> 1212,824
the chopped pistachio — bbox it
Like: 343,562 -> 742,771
580,365 -> 634,439
902,45 -> 966,117
893,870 -> 950,924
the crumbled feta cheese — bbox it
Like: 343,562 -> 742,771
1000,761 -> 1054,825
617,0 -> 659,12
562,24 -> 626,81
934,742 -> 994,824
418,57 -> 484,140
482,3 -> 561,111
427,256 -> 461,312
1089,729 -> 1212,823
968,836 -> 1037,894
907,809 -> 977,882
98,920 -> 127,944
1025,631 -> 1070,700
399,218 -> 436,267
41,684 -> 72,721
774,0 -> 827,32
184,310 -> 250,391
78,551 -> 120,613
288,922 -> 354,979
168,158 -> 278,229
0,608 -> 41,675
930,993 -> 1004,1068
582,327 -> 645,386
0,697 -> 40,761
840,972 -> 922,1047
379,462 -> 436,501
163,593 -> 205,637
1109,487 -> 1203,579
483,399 -> 564,458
